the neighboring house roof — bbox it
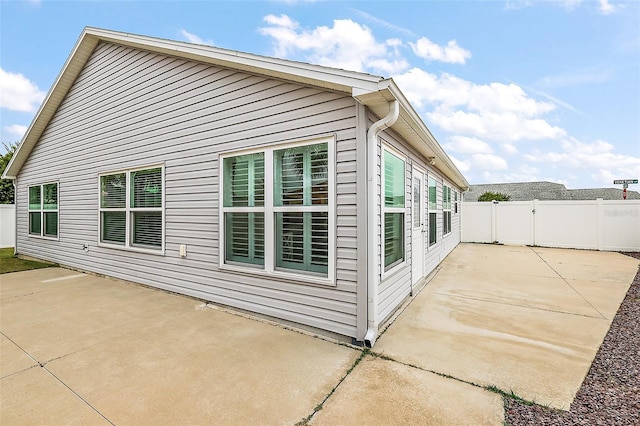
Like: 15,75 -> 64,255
465,181 -> 640,201
3,27 -> 469,190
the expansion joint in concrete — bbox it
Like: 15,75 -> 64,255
0,331 -> 114,425
296,348 -> 369,425
529,247 -> 606,319
368,349 -> 542,409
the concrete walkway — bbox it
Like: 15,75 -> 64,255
373,244 -> 639,409
1,244 -> 637,424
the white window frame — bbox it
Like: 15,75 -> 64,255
27,181 -> 59,240
454,190 -> 459,214
219,135 -> 336,286
443,184 -> 452,236
221,152 -> 265,268
97,164 -> 165,255
428,175 -> 437,247
381,144 -> 407,277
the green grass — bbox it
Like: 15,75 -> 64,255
0,247 -> 56,274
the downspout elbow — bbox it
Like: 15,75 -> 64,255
365,100 -> 399,348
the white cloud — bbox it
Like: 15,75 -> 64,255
394,68 -> 565,143
444,136 -> 493,154
555,0 -> 582,11
598,0 -> 624,15
410,37 -> 471,64
4,125 -> 28,138
449,155 -> 471,173
395,69 -> 555,116
502,143 -> 518,155
505,0 -> 624,16
481,165 -> 542,183
512,80 -> 580,113
427,108 -> 566,143
525,137 -> 640,182
179,30 -> 214,46
263,14 -> 299,29
472,154 -> 508,170
258,15 -> 408,74
0,68 -> 45,112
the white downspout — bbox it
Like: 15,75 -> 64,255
13,180 -> 17,256
364,100 -> 399,348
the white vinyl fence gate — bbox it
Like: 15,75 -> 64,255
461,199 -> 640,252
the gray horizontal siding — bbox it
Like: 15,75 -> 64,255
375,120 -> 464,325
16,41 -> 361,338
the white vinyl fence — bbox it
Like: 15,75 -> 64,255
0,204 -> 16,248
461,199 -> 640,252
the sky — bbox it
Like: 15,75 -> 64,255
1,0 -> 639,189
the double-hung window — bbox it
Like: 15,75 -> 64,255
221,137 -> 334,283
99,166 -> 163,252
28,182 -> 58,238
274,144 -> 329,274
428,177 -> 437,246
443,185 -> 452,235
223,153 -> 265,266
382,148 -> 405,271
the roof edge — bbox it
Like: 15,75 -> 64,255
3,27 -> 469,193
4,27 -> 389,179
386,79 -> 469,190
3,28 -> 100,179
355,79 -> 469,190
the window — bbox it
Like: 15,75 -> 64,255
428,177 -> 437,246
99,166 -> 163,251
220,138 -> 334,282
28,182 -> 58,238
454,190 -> 459,214
383,148 -> 405,271
443,185 -> 452,235
275,144 -> 329,274
223,153 -> 265,266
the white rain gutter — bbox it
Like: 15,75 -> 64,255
364,100 -> 399,348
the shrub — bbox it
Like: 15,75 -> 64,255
477,191 -> 511,202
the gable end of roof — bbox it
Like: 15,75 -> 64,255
3,27 -> 469,190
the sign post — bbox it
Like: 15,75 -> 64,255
613,179 -> 638,200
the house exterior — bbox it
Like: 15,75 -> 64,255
3,27 -> 468,346
465,181 -> 640,201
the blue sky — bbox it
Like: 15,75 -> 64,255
1,0 -> 638,189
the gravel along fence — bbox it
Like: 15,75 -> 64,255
505,252 -> 640,426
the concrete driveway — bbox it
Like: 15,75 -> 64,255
1,244 -> 637,424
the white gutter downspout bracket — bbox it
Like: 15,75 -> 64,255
364,100 -> 399,348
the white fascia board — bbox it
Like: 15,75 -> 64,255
85,27 -> 384,95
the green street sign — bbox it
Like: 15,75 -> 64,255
613,179 -> 638,184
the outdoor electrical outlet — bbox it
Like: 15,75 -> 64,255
179,244 -> 187,258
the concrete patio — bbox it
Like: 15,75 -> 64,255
372,244 -> 639,409
1,243 -> 637,424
